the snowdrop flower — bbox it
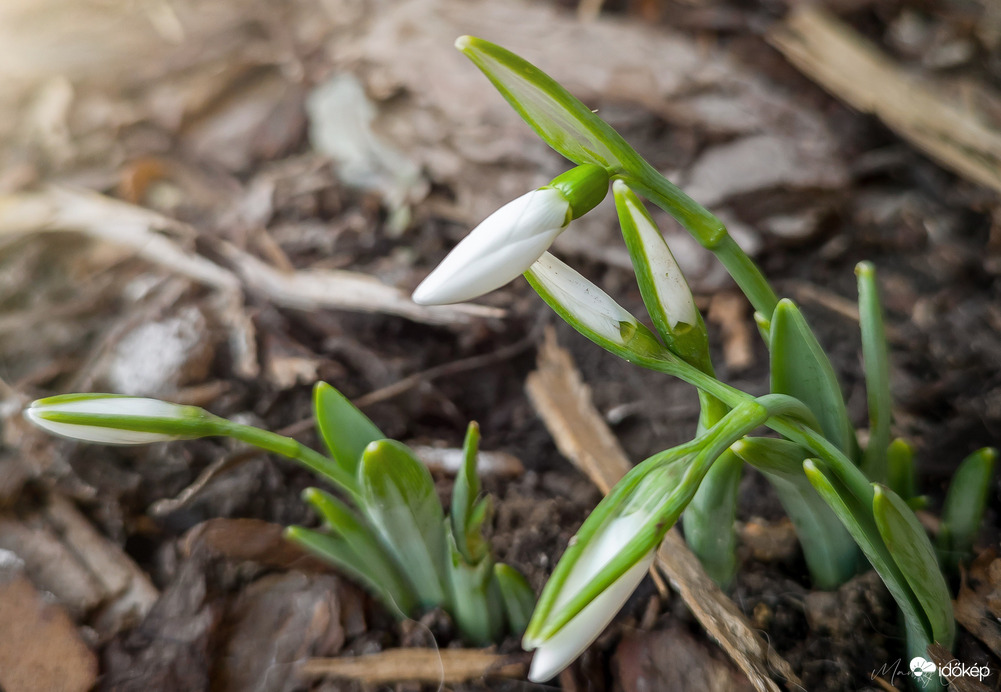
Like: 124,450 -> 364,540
524,510 -> 656,681
25,394 -> 208,445
412,164 -> 608,305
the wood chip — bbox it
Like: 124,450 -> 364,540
769,5 -> 1001,195
0,494 -> 159,640
299,648 -> 526,684
954,550 -> 1001,658
0,562 -> 98,692
180,517 -> 331,572
707,291 -> 755,372
525,327 -> 802,692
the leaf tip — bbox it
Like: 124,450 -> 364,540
454,35 -> 474,52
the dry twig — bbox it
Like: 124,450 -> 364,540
299,648 -> 526,684
769,5 -> 1001,195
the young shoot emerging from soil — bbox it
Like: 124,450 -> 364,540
411,35 -> 997,685
25,385 -> 536,647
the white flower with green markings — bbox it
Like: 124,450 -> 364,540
25,394 -> 208,444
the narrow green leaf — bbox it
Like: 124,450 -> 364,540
451,421 -> 483,563
803,459 -> 934,662
682,449 -> 741,588
301,487 -> 417,615
456,36 -> 637,171
285,525 -> 411,617
873,484 -> 955,650
313,382 -> 384,476
359,440 -> 447,607
856,262 -> 892,483
886,438 -> 917,501
770,299 -> 857,459
732,438 -> 857,589
938,447 -> 997,571
493,563 -> 536,635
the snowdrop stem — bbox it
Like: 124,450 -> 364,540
213,418 -> 360,498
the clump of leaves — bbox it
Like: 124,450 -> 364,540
25,383 -> 534,645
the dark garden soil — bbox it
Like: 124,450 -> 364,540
0,0 -> 999,691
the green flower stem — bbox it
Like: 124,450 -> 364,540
211,417 -> 361,500
621,169 -> 779,318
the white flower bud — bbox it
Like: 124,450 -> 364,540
527,252 -> 641,347
412,189 -> 570,305
25,395 -> 204,445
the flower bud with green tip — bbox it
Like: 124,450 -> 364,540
24,394 -> 213,444
613,180 -> 709,370
412,164 -> 608,305
525,251 -> 665,363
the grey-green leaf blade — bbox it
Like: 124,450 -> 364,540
872,484 -> 955,650
770,299 -> 857,459
313,382 -> 384,477
359,439 -> 448,607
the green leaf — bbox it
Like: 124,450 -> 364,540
803,459 -> 935,662
886,438 -> 917,501
682,449 -> 741,588
613,180 -> 710,370
285,525 -> 412,617
770,299 -> 857,459
456,36 -> 638,171
938,447 -> 997,571
300,487 -> 417,615
856,262 -> 892,483
451,422 -> 485,563
313,382 -> 384,477
493,563 -> 536,635
359,439 -> 447,607
732,438 -> 857,588
445,526 -> 501,646
873,484 -> 955,650
753,311 -> 771,346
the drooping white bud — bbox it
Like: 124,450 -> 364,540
412,165 -> 608,306
526,252 -> 641,347
24,395 -> 205,445
526,510 -> 655,681
412,189 -> 570,305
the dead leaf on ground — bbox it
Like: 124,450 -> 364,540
0,552 -> 98,692
615,624 -> 755,692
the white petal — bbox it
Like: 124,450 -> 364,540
527,551 -> 655,682
23,416 -> 179,445
412,189 -> 569,305
527,252 -> 638,344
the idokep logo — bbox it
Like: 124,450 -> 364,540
872,656 -> 993,688
938,659 -> 992,682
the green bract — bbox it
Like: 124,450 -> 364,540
442,35 -> 997,684
23,384 -> 535,646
